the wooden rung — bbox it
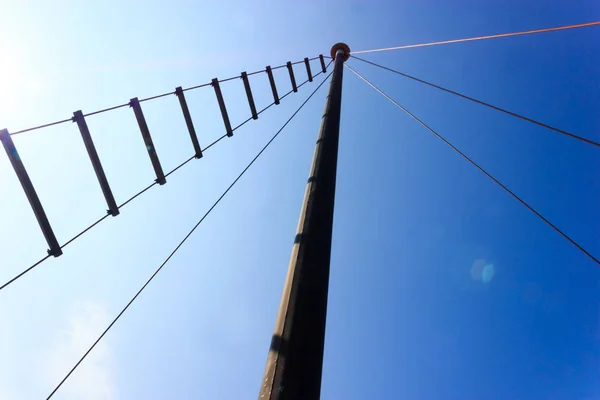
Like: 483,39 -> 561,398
73,110 -> 119,216
175,87 -> 203,159
0,128 -> 62,257
241,72 -> 258,120
129,97 -> 166,185
304,58 -> 313,82
212,79 -> 233,137
287,62 -> 298,92
266,66 -> 280,105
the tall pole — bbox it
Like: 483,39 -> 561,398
259,42 -> 350,400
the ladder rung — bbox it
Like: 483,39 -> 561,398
319,55 -> 327,73
0,129 -> 62,257
266,66 -> 280,105
129,97 -> 166,185
304,58 -> 313,82
175,87 -> 203,159
73,111 -> 119,216
287,62 -> 298,92
212,79 -> 233,137
241,72 -> 258,120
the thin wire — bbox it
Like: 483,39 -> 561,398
83,103 -> 130,118
45,71 -> 333,400
351,55 -> 600,148
9,118 -> 73,136
223,70 -> 329,134
352,21 -> 600,54
218,76 -> 240,84
139,91 -> 175,103
277,61 -> 331,100
255,85 -> 305,120
247,69 -> 267,77
294,62 -> 329,90
5,55 -> 323,134
182,82 -> 212,92
203,135 -> 227,152
0,212 -> 111,292
61,214 -> 111,249
0,212 -> 110,292
280,89 -> 295,101
253,72 -> 324,118
232,116 -> 253,131
258,102 -> 276,116
297,78 -> 311,90
164,156 -> 195,178
118,182 -> 158,209
0,255 -> 51,291
346,64 -> 599,265
0,65 -> 326,292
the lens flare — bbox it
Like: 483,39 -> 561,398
471,259 -> 495,283
482,264 -> 495,283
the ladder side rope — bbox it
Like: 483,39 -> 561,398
345,63 -> 599,265
45,70 -> 333,400
1,56 -> 327,260
0,64 -> 333,294
6,56 -> 324,136
350,55 -> 600,148
351,21 -> 600,54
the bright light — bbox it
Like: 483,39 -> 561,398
0,44 -> 45,129
471,258 -> 495,284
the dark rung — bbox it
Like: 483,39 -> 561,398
212,79 -> 233,137
287,62 -> 298,92
129,97 -> 166,185
241,72 -> 258,120
0,129 -> 62,257
304,58 -> 313,82
319,55 -> 327,73
175,87 -> 203,159
72,111 -> 119,216
266,66 -> 280,105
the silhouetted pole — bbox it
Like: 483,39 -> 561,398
258,42 -> 350,400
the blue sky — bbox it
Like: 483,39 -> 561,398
1,1 -> 599,399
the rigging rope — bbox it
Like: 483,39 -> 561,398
350,55 -> 600,148
345,63 -> 599,265
351,21 -> 600,54
0,67 -> 332,294
45,70 -> 333,400
6,55 -> 325,136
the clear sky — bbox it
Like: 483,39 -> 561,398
1,1 -> 599,399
